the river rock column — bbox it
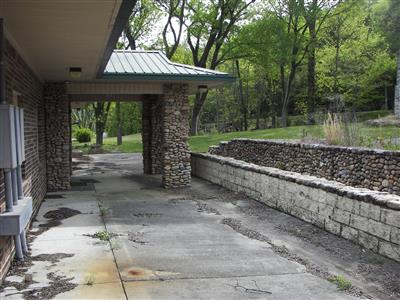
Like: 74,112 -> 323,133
142,96 -> 162,175
44,83 -> 71,191
161,84 -> 191,188
142,100 -> 152,174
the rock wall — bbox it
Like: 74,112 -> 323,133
142,96 -> 162,175
209,139 -> 400,195
141,85 -> 191,188
150,97 -> 163,174
44,83 -> 71,191
191,153 -> 400,262
161,84 -> 191,188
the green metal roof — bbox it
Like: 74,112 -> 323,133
102,50 -> 235,82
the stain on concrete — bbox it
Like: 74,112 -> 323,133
45,194 -> 64,199
128,232 -> 148,245
43,207 -> 81,220
1,254 -> 76,299
20,272 -> 77,300
132,212 -> 162,218
196,201 -> 221,215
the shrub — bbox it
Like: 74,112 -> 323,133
323,113 -> 344,145
75,128 -> 92,143
323,113 -> 362,146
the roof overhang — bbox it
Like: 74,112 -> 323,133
67,78 -> 234,98
0,0 -> 135,81
67,50 -> 235,105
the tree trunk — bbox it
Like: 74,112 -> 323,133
116,102 -> 122,145
95,121 -> 104,146
190,92 -> 208,136
93,102 -> 111,146
306,18 -> 317,124
395,49 -> 400,117
333,25 -> 341,95
281,105 -> 288,128
280,63 -> 296,128
384,85 -> 389,110
235,60 -> 247,131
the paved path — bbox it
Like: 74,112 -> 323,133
2,153 -> 399,299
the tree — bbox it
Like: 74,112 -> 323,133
93,102 -> 111,146
301,0 -> 342,123
123,0 -> 162,50
116,102 -> 122,145
71,105 -> 95,131
186,0 -> 256,135
235,60 -> 248,130
375,0 -> 400,115
237,2 -> 309,127
105,102 -> 142,137
156,0 -> 187,58
316,0 -> 395,110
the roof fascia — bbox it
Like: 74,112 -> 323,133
96,0 -> 136,78
101,73 -> 236,82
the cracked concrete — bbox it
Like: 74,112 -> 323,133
2,153 -> 399,299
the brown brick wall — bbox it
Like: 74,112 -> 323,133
0,39 -> 47,281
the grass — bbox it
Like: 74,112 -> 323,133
84,273 -> 95,286
72,124 -> 400,153
99,206 -> 109,217
328,275 -> 352,291
86,231 -> 116,242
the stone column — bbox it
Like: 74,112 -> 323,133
395,50 -> 400,117
161,84 -> 191,188
44,83 -> 71,191
141,96 -> 162,175
142,100 -> 152,174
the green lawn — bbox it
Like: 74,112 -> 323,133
73,124 -> 400,153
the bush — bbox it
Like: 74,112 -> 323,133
323,113 -> 344,145
75,128 -> 92,143
323,113 -> 362,146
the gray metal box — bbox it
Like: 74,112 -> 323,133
0,104 -> 17,169
0,197 -> 32,235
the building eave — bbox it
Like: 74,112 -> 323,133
96,0 -> 136,78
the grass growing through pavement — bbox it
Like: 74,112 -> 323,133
72,124 -> 400,154
328,275 -> 353,291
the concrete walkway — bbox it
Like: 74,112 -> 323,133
1,153 -> 399,299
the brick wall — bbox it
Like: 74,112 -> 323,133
192,153 -> 400,262
0,39 -> 47,280
209,139 -> 400,195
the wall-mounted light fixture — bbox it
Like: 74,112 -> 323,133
69,67 -> 82,79
198,85 -> 208,94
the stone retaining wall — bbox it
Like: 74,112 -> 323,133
191,153 -> 400,262
209,139 -> 400,195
